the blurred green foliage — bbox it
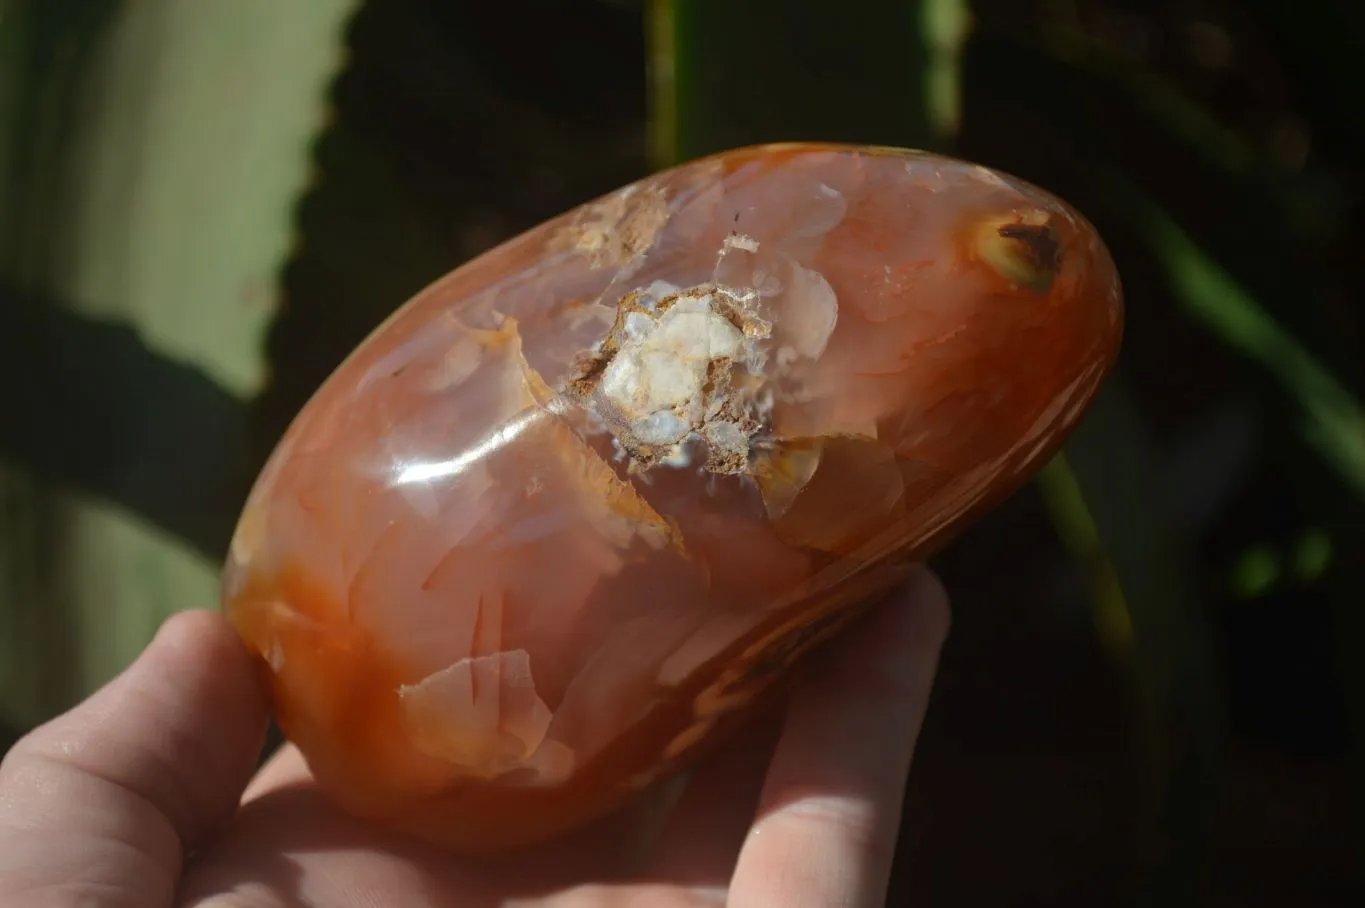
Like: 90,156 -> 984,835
1,0 -> 1361,903
0,0 -> 359,725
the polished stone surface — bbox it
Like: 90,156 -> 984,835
223,143 -> 1124,852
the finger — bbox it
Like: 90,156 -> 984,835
728,566 -> 950,908
642,696 -> 786,888
0,609 -> 270,908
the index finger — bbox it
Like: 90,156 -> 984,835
727,566 -> 950,908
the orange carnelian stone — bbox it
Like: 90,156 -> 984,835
223,143 -> 1123,852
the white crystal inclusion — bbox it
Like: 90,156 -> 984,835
600,295 -> 744,422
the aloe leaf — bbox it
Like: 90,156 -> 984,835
968,24 -> 1364,401
1107,174 -> 1365,854
255,0 -> 654,458
966,16 -> 1365,869
1106,176 -> 1365,497
0,0 -> 361,727
650,0 -> 944,166
1041,383 -> 1225,905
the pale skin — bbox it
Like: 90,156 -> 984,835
0,566 -> 949,908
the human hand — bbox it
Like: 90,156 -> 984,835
0,566 -> 948,908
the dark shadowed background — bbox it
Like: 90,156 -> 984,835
2,1 -> 1362,905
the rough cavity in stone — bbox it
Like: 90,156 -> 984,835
572,283 -> 775,475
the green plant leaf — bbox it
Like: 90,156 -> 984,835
958,17 -> 1365,872
968,23 -> 1364,402
1041,382 -> 1225,906
1105,175 -> 1365,498
1106,173 -> 1365,858
0,0 -> 362,727
252,0 -> 653,457
650,0 -> 947,166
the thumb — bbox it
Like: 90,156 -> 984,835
0,609 -> 270,908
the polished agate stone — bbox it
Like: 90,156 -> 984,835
223,143 -> 1123,852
